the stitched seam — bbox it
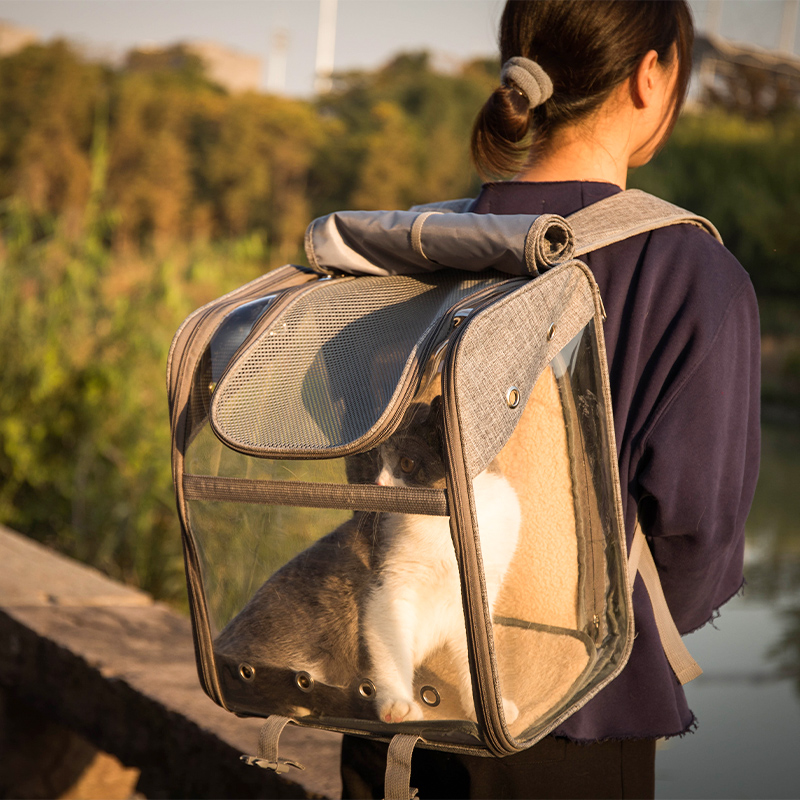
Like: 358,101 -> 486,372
410,210 -> 442,260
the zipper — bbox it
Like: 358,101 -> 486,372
439,282 -> 530,756
371,280 -> 525,443
380,279 -> 527,435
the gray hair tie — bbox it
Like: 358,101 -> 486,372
501,57 -> 553,109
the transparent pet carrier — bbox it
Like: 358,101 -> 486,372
170,260 -> 633,754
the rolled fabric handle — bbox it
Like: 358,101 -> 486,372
305,209 -> 575,277
524,214 -> 574,272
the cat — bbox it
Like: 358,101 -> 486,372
213,398 -> 521,725
363,399 -> 522,724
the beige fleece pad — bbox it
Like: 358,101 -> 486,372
494,366 -> 580,630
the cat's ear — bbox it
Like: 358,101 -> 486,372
429,394 -> 443,420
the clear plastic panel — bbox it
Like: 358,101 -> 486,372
190,346 -> 480,732
477,321 -> 628,740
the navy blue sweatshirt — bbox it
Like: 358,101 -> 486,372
472,181 -> 761,741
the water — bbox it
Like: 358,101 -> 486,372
656,423 -> 800,799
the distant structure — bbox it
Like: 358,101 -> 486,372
127,41 -> 262,93
185,41 -> 261,93
690,32 -> 800,116
266,29 -> 289,95
0,20 -> 38,56
315,0 -> 338,94
778,0 -> 800,54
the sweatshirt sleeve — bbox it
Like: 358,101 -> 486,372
634,278 -> 761,634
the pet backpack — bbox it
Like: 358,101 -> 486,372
168,190 -> 714,798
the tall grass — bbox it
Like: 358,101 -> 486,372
0,197 -> 284,606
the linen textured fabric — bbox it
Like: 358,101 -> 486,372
469,180 -> 760,740
455,264 -> 596,478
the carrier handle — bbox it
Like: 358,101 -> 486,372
240,715 -> 305,774
628,523 -> 703,685
384,734 -> 421,800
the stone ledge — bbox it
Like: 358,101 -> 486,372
0,526 -> 342,799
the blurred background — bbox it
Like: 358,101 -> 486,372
0,1 -> 798,797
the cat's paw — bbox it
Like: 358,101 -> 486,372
501,697 -> 519,725
378,697 -> 424,723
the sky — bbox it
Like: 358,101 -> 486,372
0,1 -> 798,97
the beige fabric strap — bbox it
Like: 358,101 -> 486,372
629,523 -> 703,685
411,210 -> 441,260
384,734 -> 420,800
240,715 -> 305,774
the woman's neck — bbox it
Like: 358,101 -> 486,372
514,75 -> 666,190
515,142 -> 628,189
515,114 -> 632,189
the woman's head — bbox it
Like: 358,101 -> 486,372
471,0 -> 694,179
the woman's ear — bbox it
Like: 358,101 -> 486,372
631,49 -> 662,109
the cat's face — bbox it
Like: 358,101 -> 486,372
375,434 -> 446,488
375,398 -> 445,488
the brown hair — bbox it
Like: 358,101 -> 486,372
471,0 -> 694,179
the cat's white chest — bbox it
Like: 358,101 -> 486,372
363,466 -> 521,723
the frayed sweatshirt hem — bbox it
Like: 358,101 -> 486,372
684,578 -> 746,636
551,714 -> 698,746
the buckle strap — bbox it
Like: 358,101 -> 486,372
240,715 -> 305,774
629,523 -> 703,685
384,734 -> 421,800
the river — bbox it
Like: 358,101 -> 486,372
656,422 -> 800,799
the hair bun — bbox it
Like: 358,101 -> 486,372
500,57 -> 553,109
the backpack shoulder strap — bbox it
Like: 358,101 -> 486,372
569,188 -> 722,255
629,521 -> 703,685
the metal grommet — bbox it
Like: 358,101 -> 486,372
358,680 -> 376,699
420,685 -> 441,707
238,662 -> 256,682
547,323 -> 556,341
506,387 -> 521,409
295,671 -> 314,693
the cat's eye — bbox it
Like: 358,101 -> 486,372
399,456 -> 415,474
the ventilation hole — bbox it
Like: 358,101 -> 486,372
358,680 -> 376,699
420,686 -> 440,707
295,671 -> 314,693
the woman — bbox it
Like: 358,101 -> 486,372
341,1 -> 760,797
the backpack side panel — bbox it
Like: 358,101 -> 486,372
443,260 -> 633,754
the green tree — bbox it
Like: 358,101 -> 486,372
630,111 -> 800,296
311,52 -> 496,214
0,41 -> 103,235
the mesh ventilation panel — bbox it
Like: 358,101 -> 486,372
211,272 -> 503,454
